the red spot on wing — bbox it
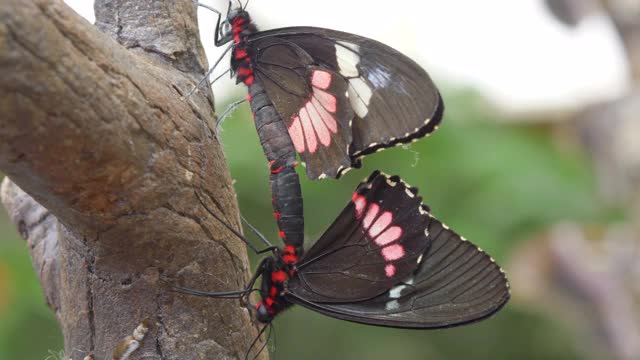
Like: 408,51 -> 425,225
385,264 -> 396,277
273,212 -> 281,220
360,203 -> 407,278
381,244 -> 405,261
278,230 -> 286,239
244,75 -> 254,85
299,107 -> 318,153
311,97 -> 338,133
375,226 -> 402,246
363,203 -> 380,230
314,88 -> 337,113
311,70 -> 332,90
269,286 -> 278,298
352,193 -> 366,219
288,116 -> 306,153
369,211 -> 392,238
305,102 -> 331,146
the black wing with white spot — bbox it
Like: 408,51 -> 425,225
286,172 -> 510,328
287,171 -> 432,302
248,27 -> 444,178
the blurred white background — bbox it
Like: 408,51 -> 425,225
64,0 -> 631,115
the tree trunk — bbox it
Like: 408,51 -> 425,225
0,0 -> 266,358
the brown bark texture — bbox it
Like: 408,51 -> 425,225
0,0 -> 266,359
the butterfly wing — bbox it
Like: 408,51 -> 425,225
248,36 -> 354,179
248,27 -> 444,178
287,171 -> 433,302
286,172 -> 509,328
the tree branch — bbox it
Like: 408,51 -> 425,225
0,0 -> 265,358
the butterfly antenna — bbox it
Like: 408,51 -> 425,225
194,191 -> 263,254
245,323 -> 271,360
243,0 -> 250,10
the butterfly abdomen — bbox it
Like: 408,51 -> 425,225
248,80 -> 305,255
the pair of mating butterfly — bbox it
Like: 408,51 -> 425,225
177,0 -> 510,353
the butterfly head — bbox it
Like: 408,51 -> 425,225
217,7 -> 255,44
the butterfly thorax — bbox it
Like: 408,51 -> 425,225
255,246 -> 299,323
229,11 -> 257,85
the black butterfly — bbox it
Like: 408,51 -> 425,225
175,171 -> 509,333
193,0 -> 444,254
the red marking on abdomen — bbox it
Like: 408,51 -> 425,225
234,48 -> 248,60
282,254 -> 297,264
271,270 -> 287,283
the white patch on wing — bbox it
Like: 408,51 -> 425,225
335,42 -> 360,78
367,65 -> 392,88
348,77 -> 373,118
389,284 -> 407,299
385,299 -> 400,311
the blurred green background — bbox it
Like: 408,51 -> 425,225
0,88 -> 618,359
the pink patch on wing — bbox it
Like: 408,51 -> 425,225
305,102 -> 331,146
288,116 -> 305,153
313,88 -> 337,113
352,194 -> 366,219
381,244 -> 405,261
311,70 -> 332,90
362,203 -> 380,230
368,211 -> 392,238
374,226 -> 402,246
311,97 -> 338,133
299,107 -> 318,153
384,264 -> 396,278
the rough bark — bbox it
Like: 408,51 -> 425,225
0,0 -> 266,359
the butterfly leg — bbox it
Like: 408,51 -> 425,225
195,191 -> 276,255
183,43 -> 233,100
166,257 -> 268,299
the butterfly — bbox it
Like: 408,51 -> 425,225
193,0 -> 444,253
175,171 -> 509,334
